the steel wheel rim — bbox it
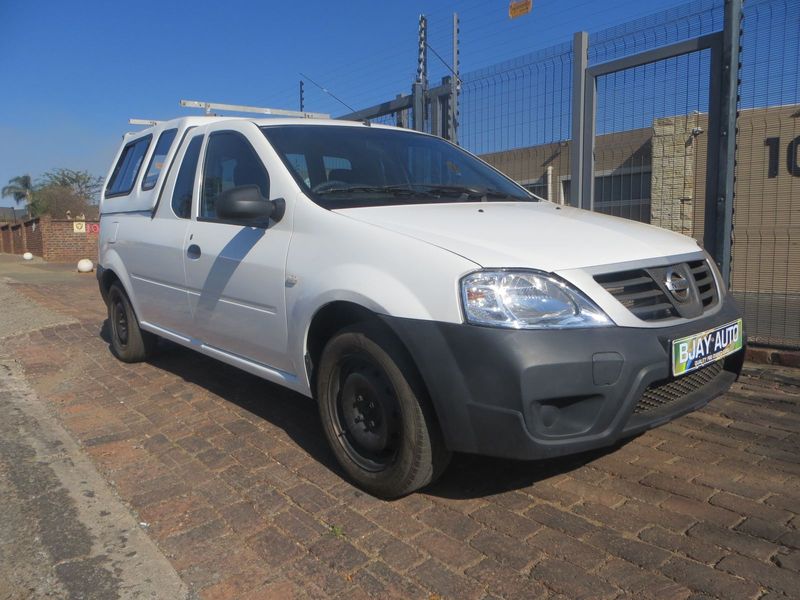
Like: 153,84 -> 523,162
111,295 -> 129,348
330,352 -> 401,472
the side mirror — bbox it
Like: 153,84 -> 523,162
215,185 -> 285,224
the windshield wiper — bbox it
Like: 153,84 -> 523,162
312,182 -> 533,203
313,184 -> 438,197
411,184 -> 532,202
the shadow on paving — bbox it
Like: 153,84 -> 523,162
99,319 -> 630,500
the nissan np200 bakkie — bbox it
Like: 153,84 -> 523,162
97,116 -> 744,498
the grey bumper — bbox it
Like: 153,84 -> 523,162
380,295 -> 744,461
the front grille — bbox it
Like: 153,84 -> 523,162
688,259 -> 719,309
634,361 -> 724,414
594,259 -> 719,322
594,269 -> 678,321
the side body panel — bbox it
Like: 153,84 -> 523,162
283,196 -> 480,395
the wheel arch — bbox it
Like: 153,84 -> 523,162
96,250 -> 139,313
304,301 -> 443,428
98,266 -> 121,304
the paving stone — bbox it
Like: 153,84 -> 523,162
660,495 -> 743,528
309,534 -> 370,573
599,556 -> 692,599
525,503 -> 602,538
734,516 -> 790,543
688,522 -> 778,561
584,529 -> 671,569
639,526 -> 727,565
470,529 -> 539,571
4,273 -> 799,599
528,526 -> 607,570
248,526 -> 303,569
465,557 -> 549,599
469,504 -> 540,539
530,556 -> 620,599
660,556 -> 761,600
572,501 -> 650,535
709,491 -> 794,524
413,529 -> 483,570
412,559 -> 483,600
418,505 -> 482,541
641,473 -> 716,503
717,553 -> 800,596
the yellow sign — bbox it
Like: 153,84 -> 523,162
509,0 -> 532,19
73,221 -> 86,233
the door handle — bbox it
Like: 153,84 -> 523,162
187,244 -> 201,259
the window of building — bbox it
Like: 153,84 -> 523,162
521,175 -> 549,200
560,168 -> 652,222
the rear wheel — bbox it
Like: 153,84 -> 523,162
317,322 -> 450,498
107,282 -> 156,363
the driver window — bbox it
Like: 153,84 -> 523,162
201,132 -> 270,219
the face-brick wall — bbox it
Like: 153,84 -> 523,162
0,225 -> 11,253
10,224 -> 25,255
23,218 -> 43,257
0,216 -> 99,262
40,218 -> 100,262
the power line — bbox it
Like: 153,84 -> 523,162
298,73 -> 356,113
426,42 -> 462,84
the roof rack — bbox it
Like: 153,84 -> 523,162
129,118 -> 163,126
180,99 -> 329,119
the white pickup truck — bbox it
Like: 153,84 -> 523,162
98,116 -> 744,497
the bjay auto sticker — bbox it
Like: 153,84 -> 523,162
673,319 -> 743,376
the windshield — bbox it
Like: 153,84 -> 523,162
261,125 -> 535,209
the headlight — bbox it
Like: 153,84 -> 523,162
461,270 -> 613,329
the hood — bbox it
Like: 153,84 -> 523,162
335,201 -> 701,272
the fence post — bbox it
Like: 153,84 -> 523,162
412,82 -> 425,131
413,15 -> 428,132
704,0 -> 742,287
448,12 -> 460,144
570,31 -> 589,208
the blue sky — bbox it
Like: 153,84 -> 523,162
0,0 -> 771,208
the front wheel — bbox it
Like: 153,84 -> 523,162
317,322 -> 451,498
107,282 -> 156,363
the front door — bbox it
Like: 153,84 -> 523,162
184,125 -> 293,374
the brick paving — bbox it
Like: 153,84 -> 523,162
4,272 -> 800,599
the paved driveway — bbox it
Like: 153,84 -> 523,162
1,256 -> 799,599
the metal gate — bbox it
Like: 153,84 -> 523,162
340,0 -> 799,348
572,1 -> 741,292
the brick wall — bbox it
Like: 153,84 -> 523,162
23,218 -> 43,257
0,216 -> 99,262
10,224 -> 25,255
40,217 -> 100,262
0,225 -> 10,253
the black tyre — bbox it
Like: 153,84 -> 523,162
107,282 -> 156,363
317,322 -> 451,498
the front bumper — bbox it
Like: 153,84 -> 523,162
381,294 -> 744,461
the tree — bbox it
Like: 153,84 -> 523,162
29,185 -> 97,219
38,169 -> 102,204
1,174 -> 34,206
